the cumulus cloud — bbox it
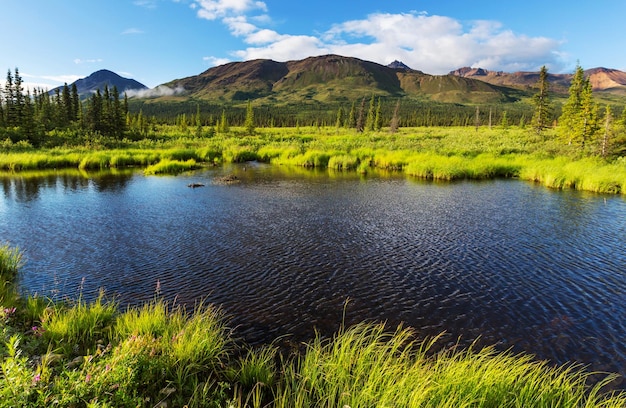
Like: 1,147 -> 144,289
125,85 -> 186,98
203,56 -> 231,66
197,6 -> 563,74
193,0 -> 267,20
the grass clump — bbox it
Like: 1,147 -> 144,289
143,158 -> 198,175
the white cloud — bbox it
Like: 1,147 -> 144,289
203,56 -> 231,66
318,12 -> 563,74
233,35 -> 328,62
193,0 -> 267,20
185,1 -> 564,74
126,85 -> 186,98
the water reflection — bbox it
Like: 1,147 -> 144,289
1,164 -> 625,388
0,169 -> 134,202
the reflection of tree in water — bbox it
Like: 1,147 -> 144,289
90,171 -> 133,192
0,170 -> 134,202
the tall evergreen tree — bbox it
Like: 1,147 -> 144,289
111,86 -> 125,137
356,97 -> 366,133
558,64 -> 598,149
365,94 -> 376,131
71,83 -> 80,122
389,100 -> 400,133
531,65 -> 552,135
374,98 -> 383,131
62,83 -> 72,125
348,101 -> 356,128
600,105 -> 613,158
218,109 -> 229,133
244,100 -> 255,135
4,69 -> 15,127
335,106 -> 344,128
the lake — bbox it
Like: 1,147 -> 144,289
1,163 -> 625,385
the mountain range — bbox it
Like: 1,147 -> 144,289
63,55 -> 626,104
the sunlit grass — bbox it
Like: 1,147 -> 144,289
1,126 -> 626,194
143,158 -> 198,175
40,290 -> 117,355
274,323 -> 625,408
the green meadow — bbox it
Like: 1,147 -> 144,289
2,125 -> 625,194
1,245 -> 625,407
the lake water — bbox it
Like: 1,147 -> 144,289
1,163 -> 625,385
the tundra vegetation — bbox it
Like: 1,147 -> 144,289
1,245 -> 625,407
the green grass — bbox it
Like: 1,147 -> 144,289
1,126 -> 626,194
143,158 -> 198,175
1,245 -> 625,407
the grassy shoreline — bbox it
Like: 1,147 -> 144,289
1,245 -> 625,407
1,126 -> 625,194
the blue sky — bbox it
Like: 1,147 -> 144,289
3,0 -> 626,90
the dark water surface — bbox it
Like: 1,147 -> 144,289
1,164 -> 625,384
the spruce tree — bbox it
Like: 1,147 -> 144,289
600,105 -> 613,158
374,98 -> 383,131
4,69 -> 15,127
71,83 -> 80,122
558,64 -> 598,149
13,68 -> 24,128
62,83 -> 72,126
389,100 -> 400,133
531,65 -> 552,135
356,97 -> 366,132
348,101 -> 356,128
219,109 -> 229,133
365,94 -> 375,131
244,100 -> 255,135
335,106 -> 344,128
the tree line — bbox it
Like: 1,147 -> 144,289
1,68 -> 129,147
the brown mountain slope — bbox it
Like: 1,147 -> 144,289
449,66 -> 626,93
159,55 -> 516,104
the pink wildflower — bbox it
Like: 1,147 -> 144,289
33,373 -> 41,384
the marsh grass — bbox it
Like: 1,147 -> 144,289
2,126 -> 626,193
40,290 -> 117,356
143,158 -> 198,175
275,323 -> 626,408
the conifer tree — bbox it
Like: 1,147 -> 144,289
71,83 -> 80,122
348,101 -> 356,128
336,106 -> 344,128
389,100 -> 400,133
531,65 -> 552,135
558,64 -> 598,149
4,69 -> 15,127
62,83 -> 72,125
218,109 -> 229,133
365,94 -> 375,131
600,105 -> 613,158
356,97 -> 366,132
244,100 -> 255,134
374,98 -> 383,131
